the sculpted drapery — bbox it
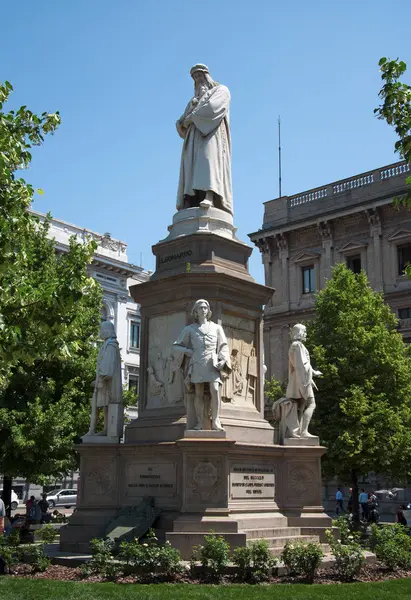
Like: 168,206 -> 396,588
176,64 -> 233,215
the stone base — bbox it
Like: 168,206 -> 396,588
283,436 -> 320,446
81,435 -> 119,444
165,206 -> 237,242
184,430 -> 227,439
60,438 -> 331,557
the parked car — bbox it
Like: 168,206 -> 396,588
46,489 -> 77,508
0,488 -> 19,511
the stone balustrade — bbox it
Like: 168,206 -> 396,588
288,161 -> 410,209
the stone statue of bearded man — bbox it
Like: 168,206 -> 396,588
176,64 -> 233,215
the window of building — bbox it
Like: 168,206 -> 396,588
398,307 -> 411,320
346,254 -> 361,274
403,338 -> 411,344
128,375 -> 139,395
397,244 -> 411,275
302,265 -> 315,294
129,320 -> 140,349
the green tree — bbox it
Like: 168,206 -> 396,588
264,375 -> 285,404
375,57 -> 411,208
0,81 -> 103,513
307,264 -> 411,521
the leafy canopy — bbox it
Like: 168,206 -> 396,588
375,57 -> 411,210
0,81 -> 103,484
307,263 -> 411,485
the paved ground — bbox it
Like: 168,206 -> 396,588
12,503 -> 75,518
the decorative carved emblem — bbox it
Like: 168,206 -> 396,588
85,465 -> 114,496
187,457 -> 224,503
288,466 -> 315,499
193,461 -> 218,489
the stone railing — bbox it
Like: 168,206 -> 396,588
289,161 -> 410,208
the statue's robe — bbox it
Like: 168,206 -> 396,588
286,341 -> 317,401
177,85 -> 232,214
95,337 -> 122,407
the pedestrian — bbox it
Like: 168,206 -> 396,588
396,505 -> 408,527
359,489 -> 369,520
38,493 -> 50,523
25,495 -> 35,517
347,488 -> 353,513
0,496 -> 5,534
335,487 -> 345,516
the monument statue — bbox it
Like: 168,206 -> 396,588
172,299 -> 231,431
273,324 -> 322,441
86,321 -> 124,440
176,64 -> 232,215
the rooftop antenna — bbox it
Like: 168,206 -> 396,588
140,252 -> 143,268
278,115 -> 282,198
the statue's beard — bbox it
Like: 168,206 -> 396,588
195,84 -> 208,98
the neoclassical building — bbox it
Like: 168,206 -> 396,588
249,160 -> 411,383
33,211 -> 150,416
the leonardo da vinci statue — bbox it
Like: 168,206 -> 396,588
176,64 -> 233,214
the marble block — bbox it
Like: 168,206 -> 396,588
283,436 -> 320,446
81,434 -> 118,444
165,206 -> 238,241
184,430 -> 227,439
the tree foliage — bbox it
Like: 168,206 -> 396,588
375,57 -> 411,210
307,264 -> 411,517
0,81 -> 103,499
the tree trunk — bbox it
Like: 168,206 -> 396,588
351,470 -> 360,525
2,474 -> 13,519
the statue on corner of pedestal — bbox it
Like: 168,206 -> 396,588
172,299 -> 231,431
272,323 -> 322,443
176,64 -> 233,215
85,321 -> 124,441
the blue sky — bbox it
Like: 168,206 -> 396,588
2,0 -> 410,282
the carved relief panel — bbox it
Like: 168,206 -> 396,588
221,313 -> 258,407
146,312 -> 187,409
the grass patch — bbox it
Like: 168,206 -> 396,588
1,578 -> 411,600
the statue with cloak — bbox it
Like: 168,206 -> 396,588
176,64 -> 233,214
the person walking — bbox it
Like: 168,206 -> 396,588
359,489 -> 369,521
335,487 -> 345,516
347,488 -> 353,514
0,496 -> 5,534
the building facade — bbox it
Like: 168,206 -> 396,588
249,160 -> 411,383
33,211 -> 150,414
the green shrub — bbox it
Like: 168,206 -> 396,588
23,544 -> 50,573
36,524 -> 58,544
233,539 -> 277,583
332,516 -> 361,545
81,537 -> 116,579
6,529 -> 21,548
326,529 -> 364,581
369,524 -> 411,570
192,532 -> 230,581
281,541 -> 324,583
118,530 -> 183,579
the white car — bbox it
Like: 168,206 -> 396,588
0,489 -> 19,511
46,488 -> 77,508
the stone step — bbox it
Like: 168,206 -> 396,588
244,527 -> 301,539
269,542 -> 329,557
248,535 -> 320,549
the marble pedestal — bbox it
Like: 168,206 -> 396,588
60,437 -> 331,557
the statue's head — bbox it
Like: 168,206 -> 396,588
190,64 -> 215,97
191,299 -> 212,322
291,323 -> 307,342
100,320 -> 116,340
